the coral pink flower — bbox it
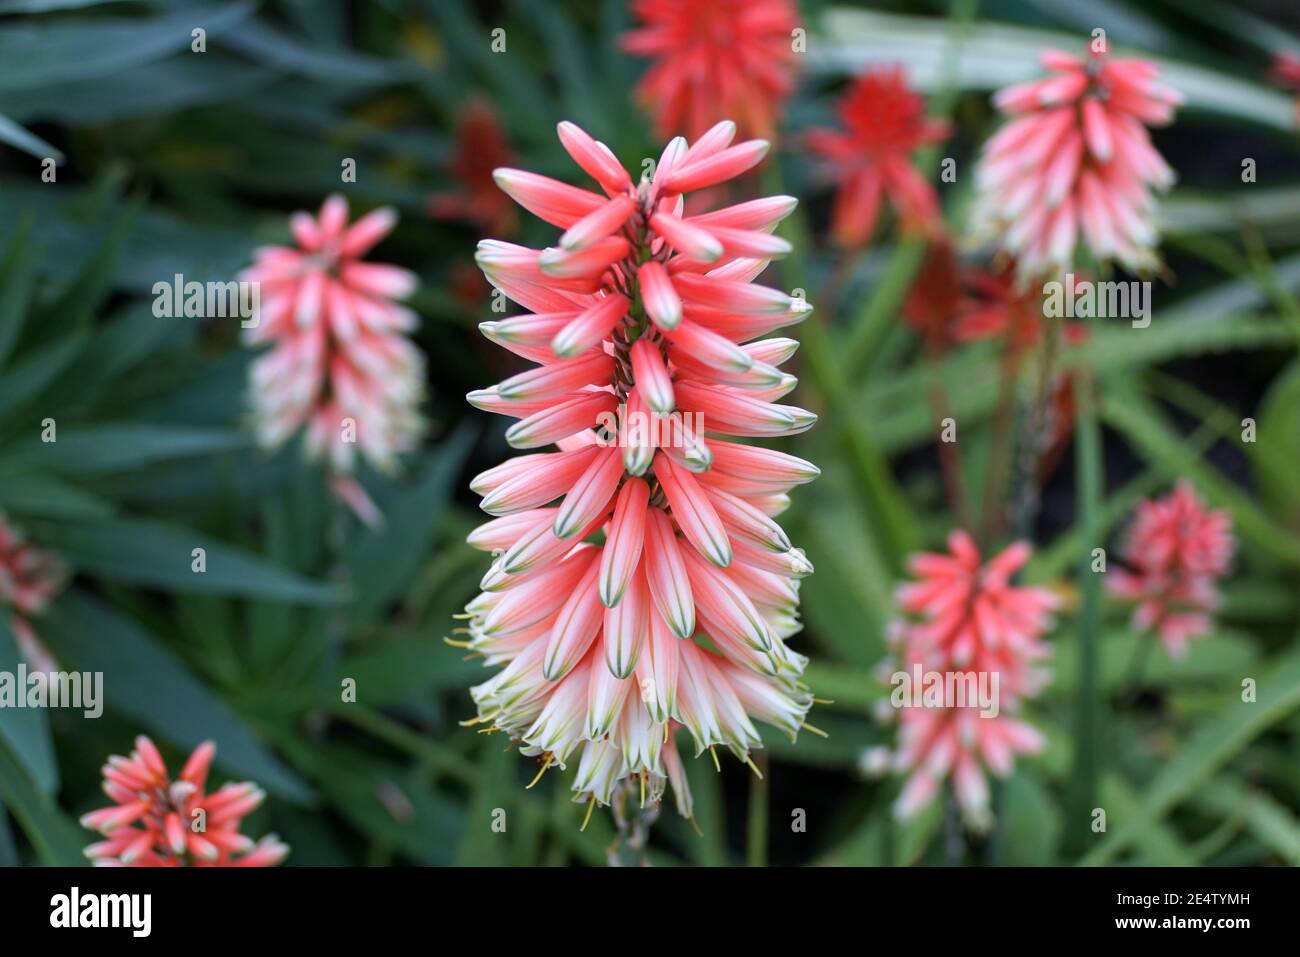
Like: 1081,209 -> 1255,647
428,101 -> 519,237
892,707 -> 1046,829
241,195 -> 425,480
1273,53 -> 1300,88
1108,482 -> 1234,657
460,120 -> 819,818
969,43 -> 1182,280
903,239 -> 964,346
621,0 -> 800,141
0,513 -> 66,673
81,737 -> 287,867
878,531 -> 1057,828
1271,53 -> 1300,125
807,67 -> 950,248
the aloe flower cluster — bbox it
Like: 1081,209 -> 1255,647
970,42 -> 1181,279
0,513 -> 66,673
81,737 -> 287,867
461,120 -> 819,816
241,195 -> 426,524
876,532 -> 1058,830
1108,482 -> 1234,657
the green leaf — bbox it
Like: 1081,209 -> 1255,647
37,518 -> 342,604
336,629 -> 483,708
0,1 -> 257,92
991,773 -> 1061,865
0,616 -> 58,794
1081,645 -> 1300,865
1050,630 -> 1260,697
0,741 -> 85,866
0,214 -> 38,369
1098,775 -> 1198,865
0,0 -> 133,11
346,425 -> 474,620
41,590 -> 314,803
0,56 -> 274,126
220,18 -> 399,85
0,333 -> 86,425
1195,777 -> 1300,866
1162,188 -> 1300,238
454,743 -> 514,866
4,423 -> 247,476
680,749 -> 728,866
42,199 -> 141,331
0,474 -> 112,520
1074,315 -> 1293,374
0,803 -> 16,866
281,741 -> 461,864
0,111 -> 63,163
1253,358 -> 1300,520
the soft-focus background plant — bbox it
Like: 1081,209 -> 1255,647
1,0 -> 1299,867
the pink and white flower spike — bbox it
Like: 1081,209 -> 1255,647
241,194 -> 426,519
969,41 -> 1182,281
459,119 -> 820,822
880,531 -> 1058,830
81,736 -> 288,867
1108,482 -> 1234,657
0,512 -> 67,673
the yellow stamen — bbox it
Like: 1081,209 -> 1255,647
688,815 -> 704,837
709,747 -> 721,772
801,721 -> 829,738
744,756 -> 764,780
581,797 -> 597,831
526,753 -> 555,789
812,697 -> 835,706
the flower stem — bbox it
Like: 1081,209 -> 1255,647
606,777 -> 659,866
1066,368 -> 1103,858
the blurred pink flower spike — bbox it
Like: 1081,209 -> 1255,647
883,531 -> 1058,831
970,44 -> 1182,281
241,194 -> 426,526
1108,482 -> 1234,658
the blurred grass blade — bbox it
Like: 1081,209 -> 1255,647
1064,373 -> 1101,858
0,214 -> 37,369
0,617 -> 58,795
346,424 -> 474,621
37,518 -> 343,604
4,423 -> 248,476
1081,644 -> 1300,865
0,111 -> 62,163
0,1 -> 257,92
0,742 -> 84,866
